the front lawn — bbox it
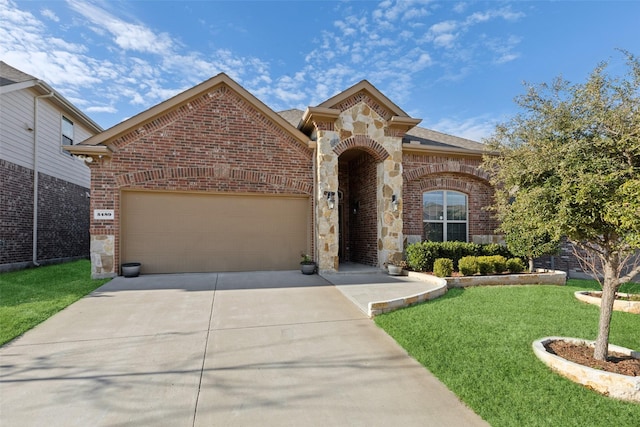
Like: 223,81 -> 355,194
0,260 -> 109,346
375,279 -> 640,427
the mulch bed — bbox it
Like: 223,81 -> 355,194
545,340 -> 640,377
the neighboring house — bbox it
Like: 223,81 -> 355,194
65,73 -> 499,278
0,61 -> 102,271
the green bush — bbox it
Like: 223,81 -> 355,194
405,242 -> 514,272
490,255 -> 507,273
506,258 -> 526,273
458,256 -> 478,276
433,258 -> 454,277
476,256 -> 495,275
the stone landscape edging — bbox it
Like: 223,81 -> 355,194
446,269 -> 567,288
574,291 -> 640,314
368,272 -> 447,317
532,336 -> 640,403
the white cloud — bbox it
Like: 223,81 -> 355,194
426,116 -> 498,142
66,0 -> 175,55
40,8 -> 59,22
86,105 -> 118,114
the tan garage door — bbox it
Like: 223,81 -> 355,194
121,191 -> 311,274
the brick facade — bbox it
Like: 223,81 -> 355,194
402,153 -> 499,242
87,84 -> 314,277
1,159 -> 33,265
0,158 -> 89,268
73,75 -> 502,276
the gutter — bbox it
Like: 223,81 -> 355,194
32,91 -> 55,266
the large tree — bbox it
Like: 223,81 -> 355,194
483,51 -> 640,361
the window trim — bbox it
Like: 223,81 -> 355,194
422,190 -> 469,242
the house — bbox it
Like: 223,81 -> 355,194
0,62 -> 102,271
64,73 -> 499,278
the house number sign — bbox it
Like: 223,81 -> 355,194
94,209 -> 115,220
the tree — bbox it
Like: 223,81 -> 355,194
483,51 -> 640,361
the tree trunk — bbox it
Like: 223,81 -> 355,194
528,257 -> 534,273
593,257 -> 619,361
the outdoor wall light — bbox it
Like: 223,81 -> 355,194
325,191 -> 336,209
392,194 -> 399,212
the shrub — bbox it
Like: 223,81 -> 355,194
490,255 -> 507,273
405,242 -> 517,272
480,243 -> 512,258
433,258 -> 454,277
476,256 -> 495,275
458,256 -> 478,276
506,258 -> 526,273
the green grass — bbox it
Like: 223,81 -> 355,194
0,260 -> 110,346
375,279 -> 640,426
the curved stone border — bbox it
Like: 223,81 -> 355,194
532,337 -> 640,403
574,291 -> 640,314
368,272 -> 447,317
446,269 -> 566,288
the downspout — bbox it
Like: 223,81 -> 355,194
33,90 -> 55,266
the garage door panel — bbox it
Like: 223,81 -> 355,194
121,191 -> 310,274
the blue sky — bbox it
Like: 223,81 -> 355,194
1,0 -> 639,141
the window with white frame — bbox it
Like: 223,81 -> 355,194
422,190 -> 468,242
62,116 -> 74,146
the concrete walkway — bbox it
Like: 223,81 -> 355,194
0,271 -> 488,426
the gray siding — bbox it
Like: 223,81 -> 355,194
0,87 -> 93,188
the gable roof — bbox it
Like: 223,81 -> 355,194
0,61 -> 36,87
317,79 -> 410,117
77,73 -> 311,150
277,108 -> 486,155
0,61 -> 102,133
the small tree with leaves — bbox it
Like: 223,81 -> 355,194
483,51 -> 640,361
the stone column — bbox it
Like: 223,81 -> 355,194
316,129 -> 340,272
378,137 -> 404,267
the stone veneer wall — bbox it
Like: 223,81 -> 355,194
87,84 -> 313,278
0,159 -> 90,268
402,154 -> 499,244
314,99 -> 405,271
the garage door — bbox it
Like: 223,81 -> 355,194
121,191 -> 311,273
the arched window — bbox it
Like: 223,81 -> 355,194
423,190 -> 468,242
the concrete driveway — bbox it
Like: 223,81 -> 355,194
0,271 -> 488,426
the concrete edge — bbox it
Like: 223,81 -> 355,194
368,272 -> 447,317
532,336 -> 640,403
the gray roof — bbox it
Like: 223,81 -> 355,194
276,108 -> 485,152
0,61 -> 36,86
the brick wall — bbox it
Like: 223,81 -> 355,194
348,152 -> 378,266
402,153 -> 499,241
0,159 -> 89,267
37,173 -> 90,260
88,84 -> 314,273
0,159 -> 33,264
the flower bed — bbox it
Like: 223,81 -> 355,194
533,337 -> 640,403
574,291 -> 640,314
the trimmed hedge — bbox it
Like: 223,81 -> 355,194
506,257 -> 526,273
405,241 -> 518,273
433,258 -> 454,277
